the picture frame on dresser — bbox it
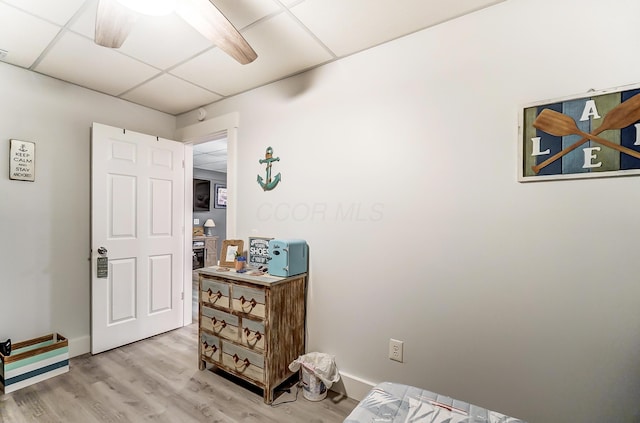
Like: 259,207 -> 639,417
219,239 -> 244,267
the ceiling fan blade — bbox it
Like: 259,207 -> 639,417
95,0 -> 138,48
176,0 -> 257,65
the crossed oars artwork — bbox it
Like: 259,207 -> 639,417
522,89 -> 640,180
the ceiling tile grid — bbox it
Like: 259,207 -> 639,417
170,12 -> 334,96
0,3 -> 61,68
34,31 -> 160,96
194,139 -> 228,173
0,0 -> 507,115
2,0 -> 86,26
121,73 -> 222,115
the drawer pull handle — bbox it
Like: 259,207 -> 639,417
244,327 -> 262,343
201,340 -> 218,354
232,354 -> 250,369
207,288 -> 222,301
211,317 -> 227,331
239,296 -> 257,311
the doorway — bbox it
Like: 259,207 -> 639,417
178,111 -> 239,327
191,136 -> 228,322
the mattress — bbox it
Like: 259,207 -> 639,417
344,382 -> 526,423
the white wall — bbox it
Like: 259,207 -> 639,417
0,62 -> 176,354
177,0 -> 640,421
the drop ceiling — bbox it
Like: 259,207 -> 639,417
193,138 -> 227,173
0,0 -> 506,116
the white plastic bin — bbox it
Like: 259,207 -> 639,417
301,364 -> 327,401
289,352 -> 339,402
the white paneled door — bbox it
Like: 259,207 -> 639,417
91,123 -> 184,354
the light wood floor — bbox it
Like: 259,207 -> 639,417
0,324 -> 358,422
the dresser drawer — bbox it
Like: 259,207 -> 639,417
200,306 -> 238,340
241,319 -> 265,352
222,343 -> 264,383
201,278 -> 230,308
232,285 -> 266,318
200,333 -> 221,363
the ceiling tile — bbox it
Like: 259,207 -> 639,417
0,3 -> 61,68
71,2 -> 212,70
121,15 -> 213,69
290,0 -> 504,56
279,0 -> 301,6
194,140 -> 228,154
121,74 -> 222,115
170,13 -> 332,96
68,0 -> 96,38
194,153 -> 227,166
2,0 -> 86,26
211,0 -> 282,29
196,162 -> 227,173
34,31 -> 160,96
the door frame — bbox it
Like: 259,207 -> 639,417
177,112 -> 239,325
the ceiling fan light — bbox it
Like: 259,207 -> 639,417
115,0 -> 176,16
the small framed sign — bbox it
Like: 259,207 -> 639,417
248,237 -> 272,268
9,139 -> 35,182
215,184 -> 227,208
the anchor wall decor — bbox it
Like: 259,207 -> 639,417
257,146 -> 281,191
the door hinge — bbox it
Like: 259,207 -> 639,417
182,160 -> 185,168
181,292 -> 184,300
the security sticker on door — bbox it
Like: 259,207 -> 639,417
97,257 -> 108,278
97,246 -> 108,278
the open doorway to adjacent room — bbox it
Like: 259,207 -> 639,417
191,135 -> 227,322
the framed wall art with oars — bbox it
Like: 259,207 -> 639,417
519,84 -> 640,182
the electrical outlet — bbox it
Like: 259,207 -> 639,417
389,339 -> 403,362
194,218 -> 199,225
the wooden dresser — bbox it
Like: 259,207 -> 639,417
198,267 -> 306,403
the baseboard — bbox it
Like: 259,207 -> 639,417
68,335 -> 90,358
330,371 -> 376,401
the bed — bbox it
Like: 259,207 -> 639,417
344,382 -> 526,423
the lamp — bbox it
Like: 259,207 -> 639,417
203,219 -> 215,236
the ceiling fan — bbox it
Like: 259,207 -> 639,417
94,0 -> 258,65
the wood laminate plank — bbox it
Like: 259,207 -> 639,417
0,324 -> 357,423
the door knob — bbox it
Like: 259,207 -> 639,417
98,247 -> 108,256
